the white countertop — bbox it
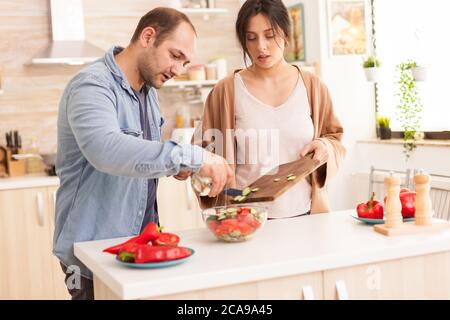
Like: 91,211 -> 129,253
74,210 -> 450,300
0,175 -> 59,190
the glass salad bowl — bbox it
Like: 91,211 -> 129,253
202,205 -> 268,242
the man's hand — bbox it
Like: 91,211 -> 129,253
198,150 -> 234,197
174,170 -> 192,181
299,139 -> 328,165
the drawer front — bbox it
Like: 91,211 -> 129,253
323,251 -> 450,300
152,272 -> 323,300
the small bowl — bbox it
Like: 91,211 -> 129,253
202,205 -> 268,242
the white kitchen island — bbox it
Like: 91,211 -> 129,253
74,210 -> 450,300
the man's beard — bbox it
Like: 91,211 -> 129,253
139,66 -> 160,89
137,54 -> 161,89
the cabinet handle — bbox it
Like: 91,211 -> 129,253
36,192 -> 45,227
335,280 -> 349,300
51,190 -> 57,230
186,180 -> 192,211
302,286 -> 315,300
52,190 -> 56,208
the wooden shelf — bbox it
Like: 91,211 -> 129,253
179,8 -> 228,14
358,138 -> 450,148
179,8 -> 228,20
84,8 -> 228,19
163,79 -> 218,88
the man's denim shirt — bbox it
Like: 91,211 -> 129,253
53,47 -> 203,279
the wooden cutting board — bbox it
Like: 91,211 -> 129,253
230,153 -> 322,204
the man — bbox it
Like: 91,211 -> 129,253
53,7 -> 233,300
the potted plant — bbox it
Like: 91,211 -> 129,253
362,56 -> 381,82
411,63 -> 429,81
376,116 -> 391,140
398,60 -> 429,82
396,61 -> 423,161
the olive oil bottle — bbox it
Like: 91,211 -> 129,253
26,137 -> 42,174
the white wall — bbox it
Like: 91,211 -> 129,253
284,0 -> 375,210
285,0 -> 450,210
350,143 -> 450,212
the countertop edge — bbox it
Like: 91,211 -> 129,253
121,242 -> 450,299
75,231 -> 450,300
0,176 -> 59,190
74,245 -> 126,299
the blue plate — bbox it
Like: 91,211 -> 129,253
351,213 -> 415,225
115,248 -> 195,269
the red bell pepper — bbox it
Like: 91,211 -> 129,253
152,232 -> 180,247
117,243 -> 143,262
118,245 -> 191,263
357,192 -> 384,219
136,246 -> 191,263
399,190 -> 416,218
103,222 -> 161,255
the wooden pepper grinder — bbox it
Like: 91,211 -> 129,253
414,170 -> 432,226
384,173 -> 403,228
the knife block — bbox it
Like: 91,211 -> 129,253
0,146 -> 26,177
0,146 -> 7,177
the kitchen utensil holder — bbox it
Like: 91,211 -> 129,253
2,147 -> 26,177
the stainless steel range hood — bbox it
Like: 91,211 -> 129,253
31,0 -> 104,65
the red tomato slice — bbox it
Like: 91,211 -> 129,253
221,218 -> 238,227
239,208 -> 250,215
207,220 -> 219,231
214,225 -> 231,236
237,222 -> 254,235
238,214 -> 260,228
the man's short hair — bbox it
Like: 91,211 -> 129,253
131,7 -> 196,47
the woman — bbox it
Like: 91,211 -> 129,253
193,0 -> 346,217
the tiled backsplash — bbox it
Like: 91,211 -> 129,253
0,0 -> 243,153
158,88 -> 206,141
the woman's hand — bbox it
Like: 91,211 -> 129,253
299,139 -> 329,165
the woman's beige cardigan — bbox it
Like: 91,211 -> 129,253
192,67 -> 346,214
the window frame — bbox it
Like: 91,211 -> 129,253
371,0 -> 450,140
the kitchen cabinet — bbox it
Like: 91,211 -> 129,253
157,252 -> 450,300
93,272 -> 323,300
323,251 -> 450,300
0,175 -> 204,299
157,177 -> 204,231
0,187 -> 54,299
0,185 -> 69,299
47,185 -> 71,300
154,272 -> 323,300
93,251 -> 450,300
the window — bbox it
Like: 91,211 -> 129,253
374,0 -> 450,132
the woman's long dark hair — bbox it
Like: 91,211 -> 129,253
235,0 -> 291,63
